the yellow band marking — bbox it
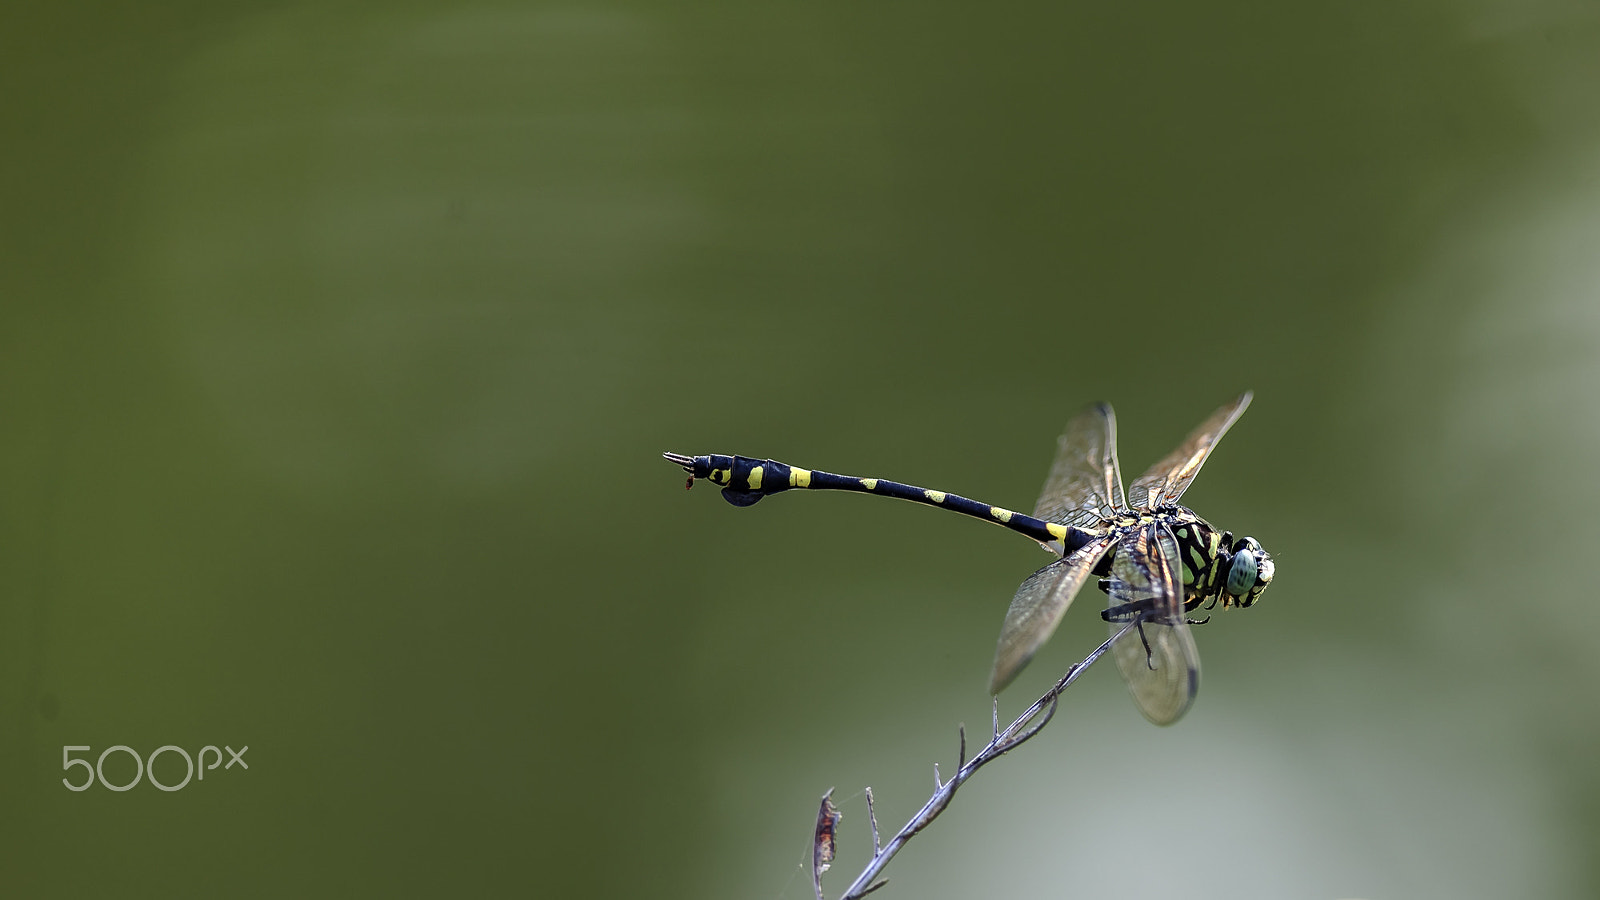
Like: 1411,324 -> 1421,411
747,466 -> 763,490
711,469 -> 727,484
990,507 -> 1013,523
861,478 -> 878,490
1046,523 -> 1069,541
790,467 -> 812,488
925,490 -> 946,503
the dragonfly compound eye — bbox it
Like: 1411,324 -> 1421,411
1226,546 -> 1259,598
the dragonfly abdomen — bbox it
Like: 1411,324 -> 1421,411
663,452 -> 1096,552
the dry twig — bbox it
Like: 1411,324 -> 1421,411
813,621 -> 1137,899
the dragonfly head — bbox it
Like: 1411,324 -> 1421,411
1223,535 -> 1274,608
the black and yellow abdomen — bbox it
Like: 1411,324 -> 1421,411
664,452 -> 1097,554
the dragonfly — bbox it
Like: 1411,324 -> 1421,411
664,392 -> 1274,725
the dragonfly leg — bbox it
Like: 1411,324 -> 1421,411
1134,616 -> 1157,670
1100,606 -> 1158,667
1100,598 -> 1157,622
1100,601 -> 1135,622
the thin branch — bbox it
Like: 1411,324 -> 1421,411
864,787 -> 881,854
831,622 -> 1136,900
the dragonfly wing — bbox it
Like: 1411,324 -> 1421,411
1107,522 -> 1200,725
1125,392 -> 1252,511
989,535 -> 1115,694
1032,403 -> 1127,529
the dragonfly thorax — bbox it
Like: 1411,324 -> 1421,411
1092,514 -> 1273,614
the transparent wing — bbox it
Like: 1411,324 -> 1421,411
1126,392 -> 1252,512
1107,522 -> 1200,726
1032,403 -> 1127,528
989,535 -> 1115,694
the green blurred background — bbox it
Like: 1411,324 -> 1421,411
4,1 -> 1599,897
